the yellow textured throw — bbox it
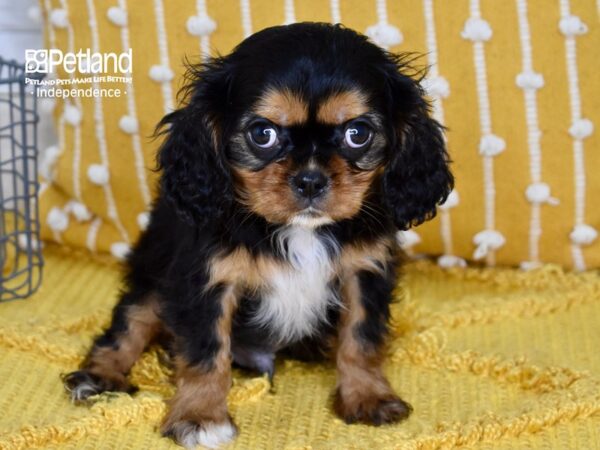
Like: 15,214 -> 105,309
37,0 -> 600,270
0,247 -> 599,449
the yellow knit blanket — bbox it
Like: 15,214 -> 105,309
0,247 -> 599,449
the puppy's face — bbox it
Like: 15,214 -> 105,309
228,87 -> 386,226
159,23 -> 453,231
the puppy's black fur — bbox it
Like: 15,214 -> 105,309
63,23 -> 452,447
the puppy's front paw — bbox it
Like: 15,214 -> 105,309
334,390 -> 412,425
162,418 -> 238,449
62,370 -> 136,403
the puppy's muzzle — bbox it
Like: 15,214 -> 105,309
291,169 -> 329,200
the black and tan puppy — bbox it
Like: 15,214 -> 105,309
63,22 -> 453,448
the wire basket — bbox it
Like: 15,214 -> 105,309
0,57 -> 44,301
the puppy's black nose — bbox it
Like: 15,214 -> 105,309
292,170 -> 329,199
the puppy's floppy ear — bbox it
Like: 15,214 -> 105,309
156,58 -> 233,228
381,58 -> 454,231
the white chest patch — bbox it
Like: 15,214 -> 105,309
251,226 -> 339,345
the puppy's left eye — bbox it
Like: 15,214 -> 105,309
247,122 -> 279,149
344,121 -> 373,149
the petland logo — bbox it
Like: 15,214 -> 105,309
25,49 -> 132,74
25,49 -> 133,98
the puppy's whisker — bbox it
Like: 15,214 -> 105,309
356,201 -> 385,227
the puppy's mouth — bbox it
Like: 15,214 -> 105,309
288,207 -> 334,228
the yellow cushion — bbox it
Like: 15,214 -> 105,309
38,1 -> 599,269
1,246 -> 599,448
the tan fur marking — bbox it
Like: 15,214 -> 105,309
317,90 -> 369,125
162,288 -> 237,429
323,155 -> 379,221
209,247 -> 254,288
208,247 -> 282,291
85,297 -> 161,387
233,161 -> 299,224
254,88 -> 308,126
339,237 -> 396,275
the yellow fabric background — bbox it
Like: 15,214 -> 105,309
38,0 -> 600,268
0,246 -> 599,449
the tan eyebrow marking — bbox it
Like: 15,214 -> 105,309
317,90 -> 370,125
254,88 -> 308,126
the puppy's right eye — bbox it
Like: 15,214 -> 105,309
247,122 -> 279,149
344,121 -> 372,149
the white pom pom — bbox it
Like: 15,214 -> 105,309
461,18 -> 492,42
39,98 -> 56,115
365,23 -> 403,47
472,230 -> 505,260
439,190 -> 459,211
515,71 -> 544,90
18,234 -> 43,251
50,9 -> 68,28
570,224 -> 597,245
27,6 -> 42,23
111,242 -> 131,260
437,254 -> 467,268
396,230 -> 421,249
47,207 -> 69,232
87,164 -> 110,185
65,200 -> 92,222
559,15 -> 588,36
137,212 -> 150,230
45,145 -> 61,161
479,134 -> 506,156
421,76 -> 450,98
525,182 -> 559,205
119,115 -> 138,134
186,15 -> 217,36
71,203 -> 92,222
106,6 -> 127,26
40,145 -> 61,180
149,65 -> 174,83
64,104 -> 82,126
569,118 -> 593,139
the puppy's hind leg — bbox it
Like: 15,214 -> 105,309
63,290 -> 162,402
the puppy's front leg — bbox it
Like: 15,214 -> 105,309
161,285 -> 238,449
334,269 -> 412,425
